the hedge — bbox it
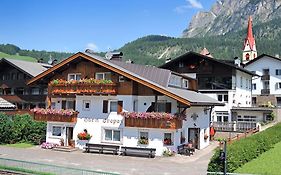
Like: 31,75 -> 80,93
0,113 -> 46,145
208,123 -> 281,173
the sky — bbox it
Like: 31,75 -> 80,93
0,0 -> 216,52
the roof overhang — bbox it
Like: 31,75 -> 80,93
231,107 -> 273,112
28,52 -> 192,106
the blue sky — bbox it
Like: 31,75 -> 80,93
0,0 -> 216,52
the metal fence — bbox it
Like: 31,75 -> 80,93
213,121 -> 258,132
0,157 -> 120,175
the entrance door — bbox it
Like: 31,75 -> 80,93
65,127 -> 74,147
188,128 -> 200,149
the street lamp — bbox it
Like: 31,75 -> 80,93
219,140 -> 227,175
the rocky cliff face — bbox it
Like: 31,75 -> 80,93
183,0 -> 281,37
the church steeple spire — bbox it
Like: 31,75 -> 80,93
242,16 -> 257,64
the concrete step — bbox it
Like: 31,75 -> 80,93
52,146 -> 78,152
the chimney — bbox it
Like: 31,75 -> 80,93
234,57 -> 241,67
165,58 -> 171,63
105,51 -> 123,61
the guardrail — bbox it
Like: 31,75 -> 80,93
0,157 -> 120,175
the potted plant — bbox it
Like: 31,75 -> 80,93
163,138 -> 173,145
138,137 -> 149,145
77,129 -> 91,149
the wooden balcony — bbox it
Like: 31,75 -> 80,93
33,113 -> 78,123
261,75 -> 270,81
261,89 -> 270,95
122,112 -> 184,129
49,83 -> 117,96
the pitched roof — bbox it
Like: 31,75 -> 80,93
243,16 -> 256,50
0,97 -> 16,109
28,52 -> 223,107
244,54 -> 281,66
0,58 -> 50,77
160,51 -> 256,76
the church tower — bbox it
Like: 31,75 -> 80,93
242,16 -> 257,64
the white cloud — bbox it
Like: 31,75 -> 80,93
86,43 -> 99,52
175,0 -> 203,13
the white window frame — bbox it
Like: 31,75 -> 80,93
138,130 -> 149,145
102,128 -> 122,144
216,112 -> 229,122
252,83 -> 256,90
182,79 -> 189,89
277,82 -> 281,89
95,72 -> 111,80
51,125 -> 63,138
119,76 -> 125,82
109,100 -> 118,113
31,87 -> 40,95
217,94 -> 228,102
83,100 -> 90,111
67,73 -> 81,81
163,132 -> 174,146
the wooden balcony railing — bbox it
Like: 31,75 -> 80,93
33,113 -> 78,123
261,75 -> 270,81
49,83 -> 117,96
31,108 -> 78,123
261,89 -> 270,95
122,112 -> 184,129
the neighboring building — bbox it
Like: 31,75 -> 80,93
244,54 -> 281,107
242,16 -> 257,64
160,51 -> 255,123
28,51 -> 222,156
0,58 -> 51,109
0,97 -> 16,110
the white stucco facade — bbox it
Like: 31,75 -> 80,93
45,95 -> 211,156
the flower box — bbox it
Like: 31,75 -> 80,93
31,108 -> 78,123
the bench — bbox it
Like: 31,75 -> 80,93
85,143 -> 120,155
177,144 -> 195,156
121,146 -> 156,158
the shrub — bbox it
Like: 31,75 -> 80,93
208,123 -> 281,173
0,113 -> 46,145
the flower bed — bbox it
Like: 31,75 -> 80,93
50,78 -> 114,86
31,108 -> 77,116
121,112 -> 186,120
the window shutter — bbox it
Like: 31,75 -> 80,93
73,100 -> 76,110
103,100 -> 108,113
117,101 -> 123,114
165,102 -> 172,113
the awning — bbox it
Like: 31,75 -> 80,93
0,97 -> 16,109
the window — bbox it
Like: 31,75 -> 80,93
52,126 -> 62,137
240,77 -> 243,88
252,83 -> 256,90
15,87 -> 25,95
179,62 -> 184,68
17,73 -> 24,80
276,82 -> 281,89
119,76 -> 125,82
252,97 -> 257,105
182,79 -> 189,89
237,116 -> 256,122
83,100 -> 90,110
31,88 -> 40,95
163,133 -> 173,145
148,102 -> 171,113
68,73 -> 81,81
67,101 -> 75,110
217,95 -> 228,102
216,112 -> 229,122
104,129 -> 121,142
168,74 -> 182,87
43,88 -> 48,95
246,79 -> 248,88
95,72 -> 111,80
103,100 -> 123,113
139,130 -> 149,145
276,69 -> 281,75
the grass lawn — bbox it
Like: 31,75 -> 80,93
4,143 -> 34,148
0,52 -> 37,62
235,141 -> 281,175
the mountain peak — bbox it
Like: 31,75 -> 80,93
182,0 -> 281,38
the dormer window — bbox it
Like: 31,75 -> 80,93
95,72 -> 111,80
68,73 -> 81,81
182,79 -> 189,89
179,62 -> 184,68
